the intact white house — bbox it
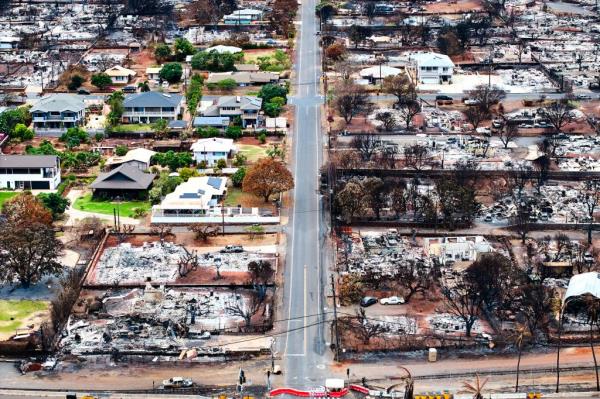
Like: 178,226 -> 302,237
105,65 -> 137,85
359,65 -> 404,85
191,137 -> 236,166
423,236 -> 492,263
409,52 -> 455,84
0,155 -> 61,190
105,148 -> 156,171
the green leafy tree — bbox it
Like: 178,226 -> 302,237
197,126 -> 220,138
152,119 -> 169,138
91,73 -> 113,89
115,145 -> 128,156
216,158 -> 227,169
159,63 -> 183,84
138,80 -> 150,92
154,43 -> 172,62
0,107 -> 31,138
191,50 -> 238,72
178,167 -> 199,181
26,140 -> 59,155
107,91 -> 124,126
59,127 -> 89,149
174,38 -> 195,61
232,167 -> 246,187
258,84 -> 288,104
68,74 -> 85,91
13,123 -> 34,141
37,192 -> 70,220
264,102 -> 283,117
186,74 -> 203,114
217,78 -> 237,91
226,126 -> 242,139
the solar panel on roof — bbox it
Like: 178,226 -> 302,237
207,177 -> 222,189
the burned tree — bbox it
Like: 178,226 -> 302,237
351,134 -> 381,162
362,177 -> 387,220
189,223 -> 220,242
375,111 -> 398,132
150,224 -> 173,241
465,106 -> 487,130
395,260 -> 433,302
381,74 -> 416,106
178,249 -> 199,277
442,278 -> 484,337
494,119 -> 519,149
540,100 -> 573,135
403,144 -> 429,170
397,101 -> 421,130
582,180 -> 600,244
466,84 -> 506,114
353,308 -> 390,344
334,82 -> 372,124
518,279 -> 552,338
335,178 -> 366,223
465,253 -> 520,308
248,260 -> 274,285
226,291 -> 265,328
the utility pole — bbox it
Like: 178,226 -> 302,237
330,274 -> 341,362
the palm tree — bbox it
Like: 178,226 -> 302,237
514,324 -> 529,392
462,374 -> 488,399
586,295 -> 600,391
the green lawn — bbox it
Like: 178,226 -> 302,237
111,124 -> 154,133
0,300 -> 48,334
237,144 -> 267,163
223,187 -> 244,207
0,191 -> 18,208
73,194 -> 151,218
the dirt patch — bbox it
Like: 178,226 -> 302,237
424,0 -> 484,13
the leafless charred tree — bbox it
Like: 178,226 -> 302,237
404,144 -> 429,170
466,253 -> 520,309
189,223 -> 220,242
178,249 -> 199,277
353,308 -> 390,344
442,279 -> 484,337
389,184 -> 407,218
362,177 -> 387,220
397,101 -> 421,130
494,118 -> 519,149
248,260 -> 274,285
467,85 -> 506,115
226,292 -> 265,328
116,224 -> 135,244
519,279 -> 552,338
150,224 -> 173,242
379,145 -> 399,169
50,267 -> 85,334
375,111 -> 398,132
540,100 -> 573,134
334,81 -> 372,124
351,134 -> 382,162
582,180 -> 600,244
465,106 -> 487,130
395,260 -> 433,302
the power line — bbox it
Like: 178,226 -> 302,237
198,318 -> 332,350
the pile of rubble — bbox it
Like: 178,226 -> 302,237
60,285 -> 253,355
479,184 -> 592,224
94,242 -> 187,285
427,314 -> 485,336
340,231 -> 432,276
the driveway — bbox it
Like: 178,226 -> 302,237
64,189 -> 140,227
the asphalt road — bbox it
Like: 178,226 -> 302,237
281,0 -> 331,390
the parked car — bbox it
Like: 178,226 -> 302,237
77,88 -> 90,95
123,85 -> 137,93
162,377 -> 193,389
436,95 -> 453,101
220,245 -> 243,253
464,98 -> 480,105
380,296 -> 405,305
360,296 -> 378,307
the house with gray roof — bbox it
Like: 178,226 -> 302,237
199,95 -> 262,128
30,94 -> 86,132
0,155 -> 61,190
90,164 -> 155,199
122,91 -> 183,124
